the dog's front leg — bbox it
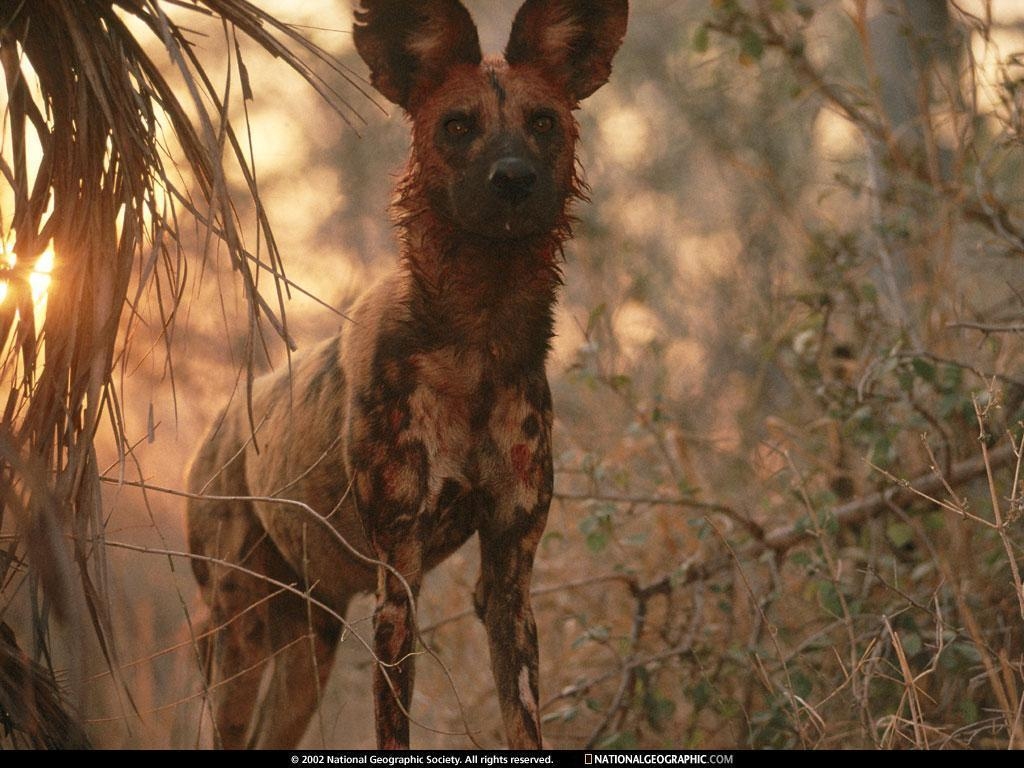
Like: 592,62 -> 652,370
352,440 -> 428,749
370,533 -> 423,750
475,504 -> 549,749
473,380 -> 555,749
474,379 -> 553,752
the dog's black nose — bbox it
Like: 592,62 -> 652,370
489,157 -> 537,202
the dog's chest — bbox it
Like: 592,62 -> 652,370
405,347 -> 548,495
406,355 -> 552,565
349,337 -> 553,553
401,344 -> 552,514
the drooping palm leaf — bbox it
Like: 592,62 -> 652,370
0,0 -> 367,744
0,620 -> 90,748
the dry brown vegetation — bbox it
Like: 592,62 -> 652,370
2,0 -> 1023,750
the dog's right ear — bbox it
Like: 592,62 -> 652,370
353,0 -> 483,111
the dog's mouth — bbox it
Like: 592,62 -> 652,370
467,210 -> 554,242
448,185 -> 561,242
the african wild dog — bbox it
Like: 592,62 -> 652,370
186,0 -> 627,750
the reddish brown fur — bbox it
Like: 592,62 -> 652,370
186,0 -> 626,750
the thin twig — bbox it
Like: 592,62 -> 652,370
947,321 -> 1024,334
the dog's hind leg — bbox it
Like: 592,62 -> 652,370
247,590 -> 343,749
188,418 -> 283,749
189,499 -> 277,749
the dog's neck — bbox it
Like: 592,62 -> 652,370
391,197 -> 565,376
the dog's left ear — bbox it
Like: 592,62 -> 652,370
505,0 -> 628,103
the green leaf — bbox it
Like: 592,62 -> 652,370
714,695 -> 741,718
938,393 -> 962,418
911,357 -> 936,383
817,580 -> 843,617
790,550 -> 812,567
588,625 -> 610,643
953,641 -> 982,664
739,28 -> 765,62
585,530 -> 608,553
693,24 -> 710,53
585,303 -> 606,336
900,631 -> 923,657
790,670 -> 812,699
960,698 -> 979,723
645,693 -> 677,730
886,521 -> 914,549
690,679 -> 713,709
938,363 -> 964,393
581,503 -> 615,553
598,732 -> 638,749
609,374 -> 632,391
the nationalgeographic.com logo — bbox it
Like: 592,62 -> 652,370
584,755 -> 735,765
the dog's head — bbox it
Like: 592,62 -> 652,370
353,0 -> 628,242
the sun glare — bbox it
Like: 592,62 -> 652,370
30,247 -> 54,302
0,250 -> 12,305
0,243 -> 55,312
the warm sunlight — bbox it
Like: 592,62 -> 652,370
0,243 -> 55,311
30,246 -> 54,304
0,249 -> 12,305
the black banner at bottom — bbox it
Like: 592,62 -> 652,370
286,751 -> 741,768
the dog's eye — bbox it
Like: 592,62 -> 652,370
445,117 -> 473,137
530,114 -> 555,135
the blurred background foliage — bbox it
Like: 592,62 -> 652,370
1,0 -> 1023,750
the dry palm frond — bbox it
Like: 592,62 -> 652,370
0,0 -> 367,743
0,621 -> 90,748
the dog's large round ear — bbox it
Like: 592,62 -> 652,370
505,0 -> 628,103
353,0 -> 483,110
